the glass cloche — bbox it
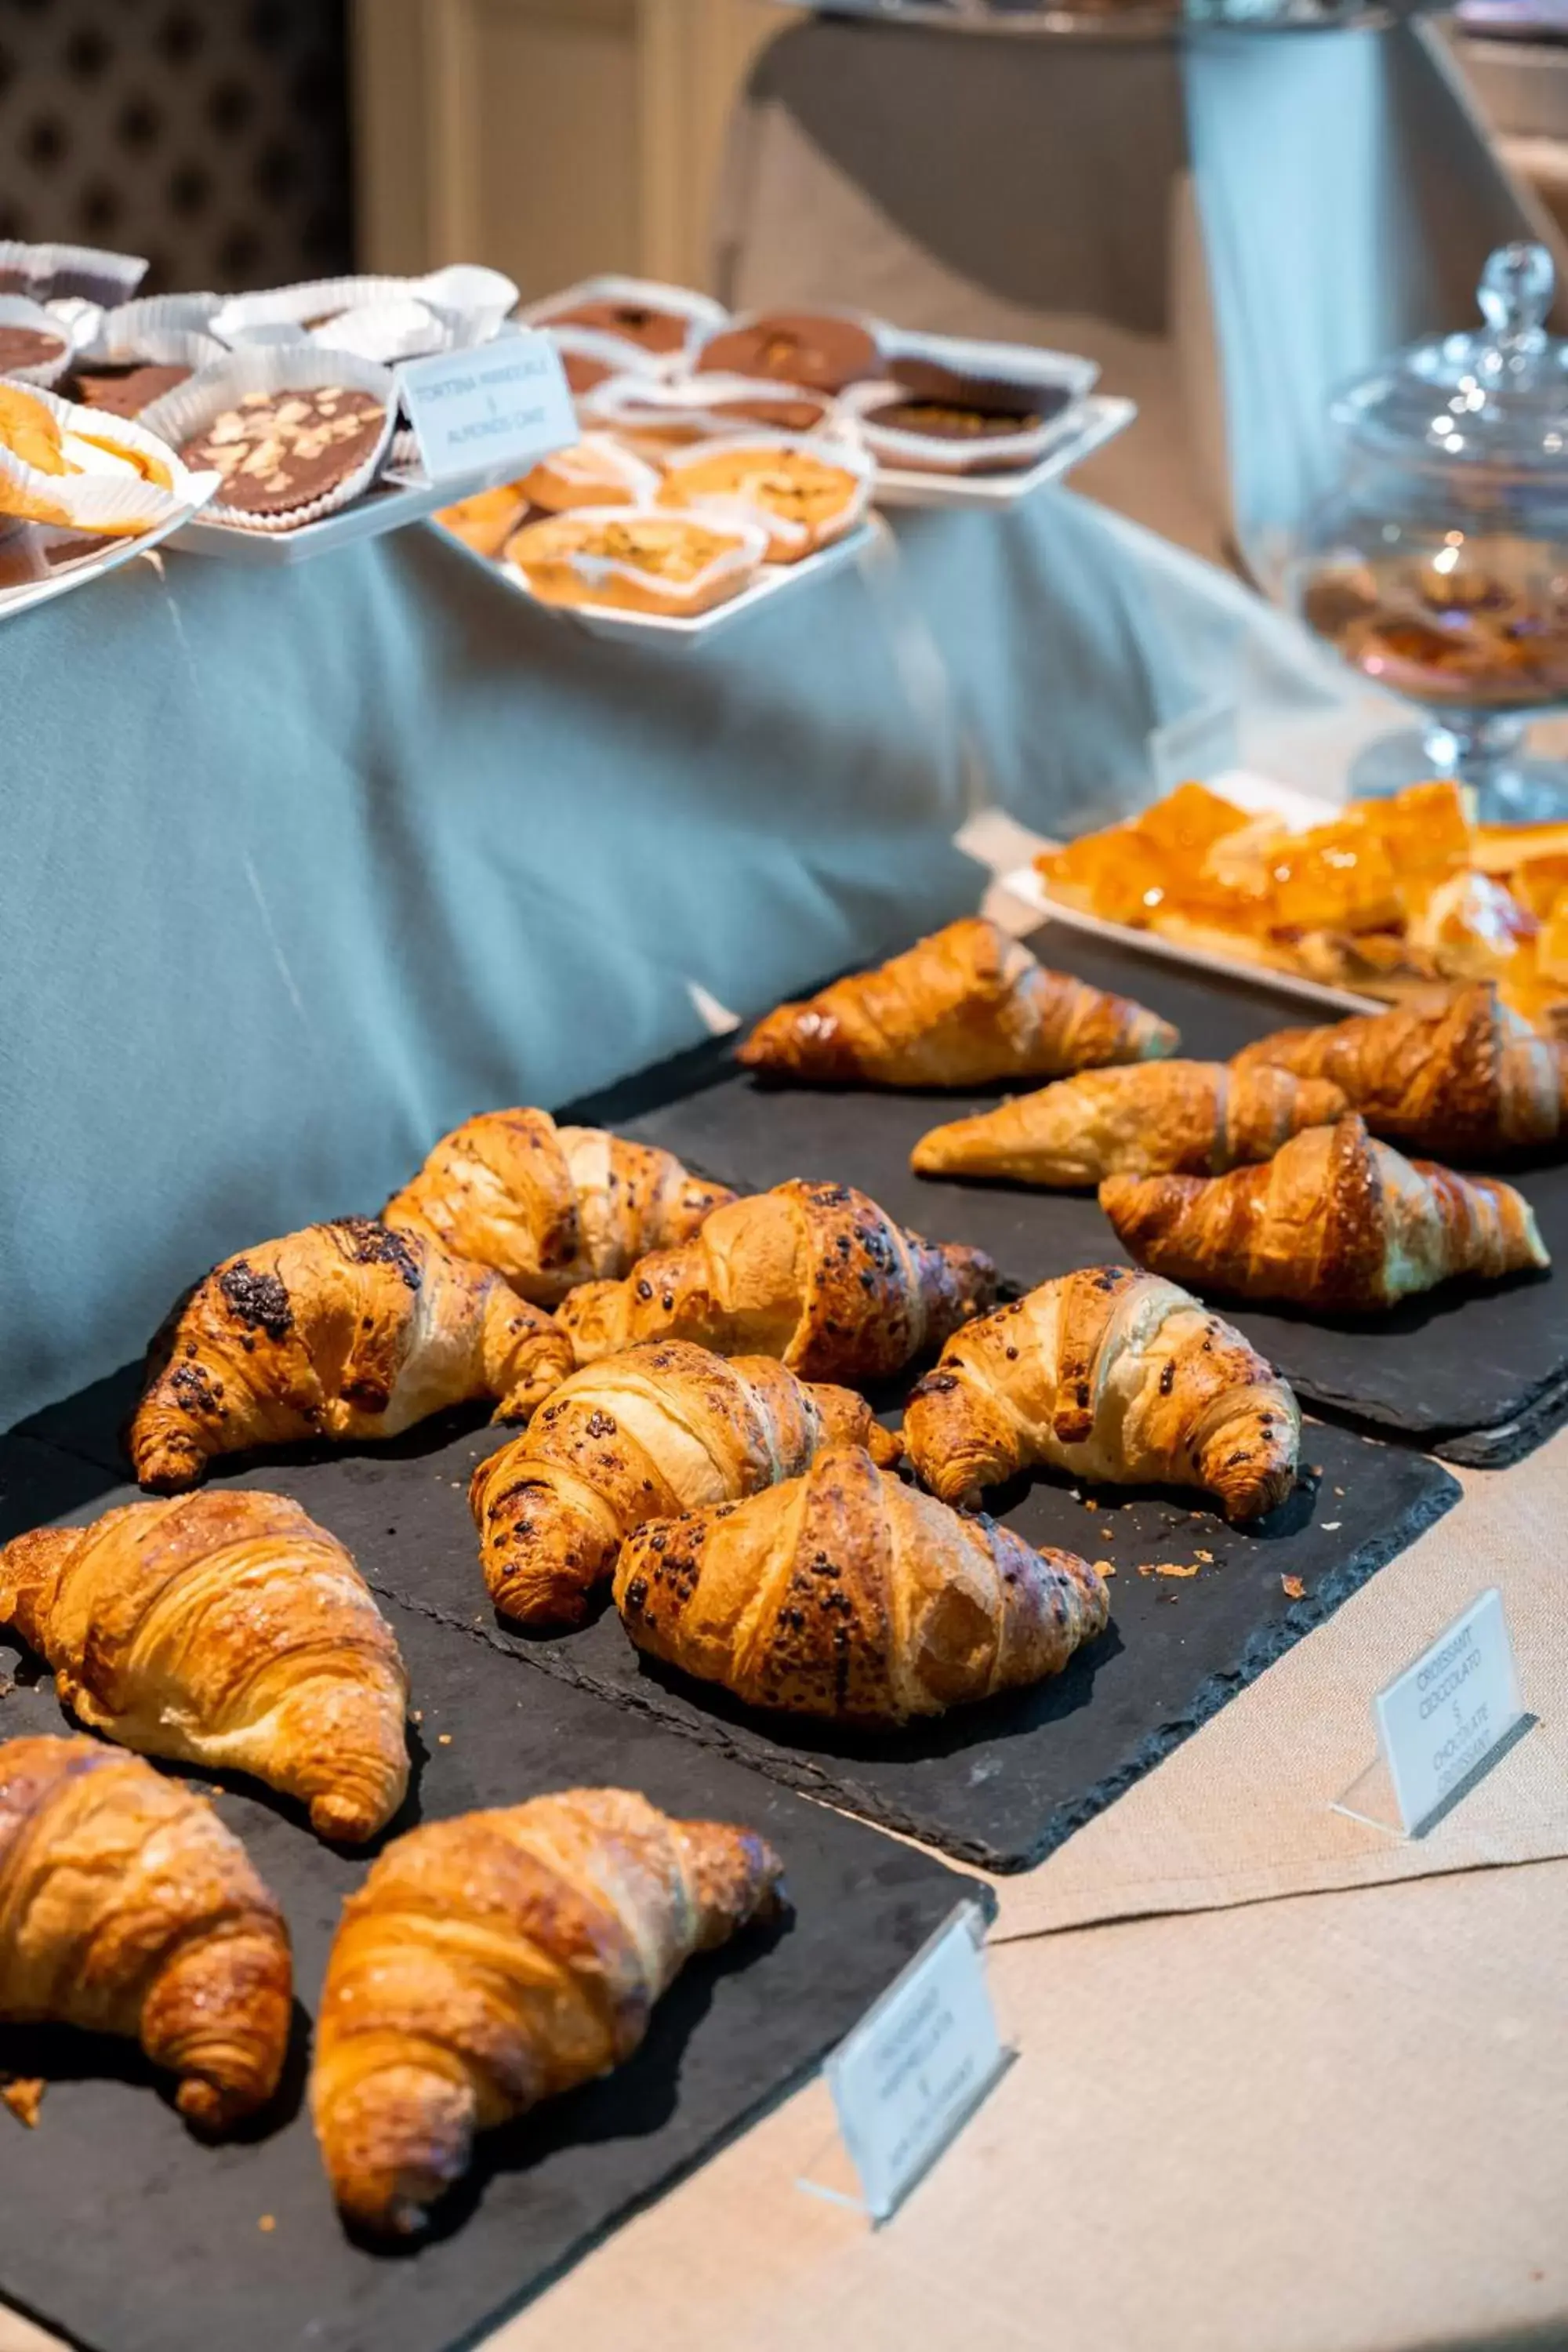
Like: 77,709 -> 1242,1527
1290,242 -> 1568,818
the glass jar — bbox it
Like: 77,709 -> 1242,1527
1290,242 -> 1568,818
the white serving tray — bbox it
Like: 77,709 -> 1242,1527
0,497 -> 209,622
165,460 -> 521,565
1004,768 -> 1385,1018
870,394 -> 1136,509
494,520 -> 877,648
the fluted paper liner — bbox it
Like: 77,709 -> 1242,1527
522,276 -> 729,370
524,433 -> 662,510
849,326 -> 1099,474
0,296 -> 78,390
139,347 -> 397,535
0,379 -> 215,536
0,240 -> 147,305
658,431 -> 874,559
212,266 -> 517,354
84,292 -> 224,361
506,503 -> 768,615
584,372 -> 846,448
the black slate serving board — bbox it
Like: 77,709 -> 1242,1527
603,931 -> 1568,1465
0,1433 -> 975,2352
5,1402 -> 1457,1876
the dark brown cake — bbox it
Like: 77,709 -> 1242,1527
179,386 -> 386,517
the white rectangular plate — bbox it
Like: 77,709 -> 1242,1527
870,394 -> 1137,510
0,499 -> 205,622
492,521 -> 877,648
166,460 -> 520,566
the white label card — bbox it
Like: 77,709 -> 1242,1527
396,330 -> 576,487
825,1902 -> 1005,2222
1375,1587 -> 1523,1835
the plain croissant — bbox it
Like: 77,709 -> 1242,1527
129,1215 -> 575,1491
0,1490 -> 411,1841
470,1338 -> 901,1627
1101,1112 -> 1550,1312
383,1108 -> 734,1306
912,1059 -> 1348,1186
614,1444 -> 1109,1722
311,1786 -> 782,2235
1231,982 -> 1568,1161
558,1178 -> 996,1382
0,1735 -> 292,2129
737,916 -> 1178,1085
903,1265 -> 1300,1522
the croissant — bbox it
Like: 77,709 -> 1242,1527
0,1490 -> 411,1841
311,1786 -> 782,2235
912,1059 -> 1348,1185
903,1265 -> 1300,1522
470,1339 -> 902,1627
737,916 -> 1177,1086
557,1179 -> 997,1382
383,1108 -> 735,1307
1100,1112 -> 1550,1312
614,1444 -> 1108,1722
0,1735 -> 291,2129
129,1215 -> 575,1491
1231,982 -> 1568,1160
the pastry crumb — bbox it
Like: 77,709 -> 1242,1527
1320,1520 -> 1341,1531
411,1709 -> 423,1724
1,2078 -> 44,2128
258,2214 -> 277,2234
437,1733 -> 452,1746
1093,1559 -> 1116,1577
1138,1561 -> 1200,1580
1281,1574 -> 1306,1599
1193,1549 -> 1214,1564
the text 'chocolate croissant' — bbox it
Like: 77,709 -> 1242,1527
738,916 -> 1178,1086
384,1107 -> 733,1306
311,1787 -> 782,2235
614,1444 -> 1109,1723
558,1178 -> 996,1383
912,1059 -> 1348,1186
1231,982 -> 1568,1161
0,1490 -> 410,1840
470,1338 -> 900,1627
1100,1113 -> 1550,1312
0,1736 -> 291,2130
129,1216 -> 575,1490
903,1266 -> 1300,1522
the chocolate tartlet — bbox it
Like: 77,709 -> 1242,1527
179,386 -> 386,517
695,312 -> 879,394
0,325 -> 67,375
71,361 -> 193,419
561,348 -> 619,395
538,297 -> 691,355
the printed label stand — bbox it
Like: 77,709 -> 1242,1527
1332,1587 -> 1533,1838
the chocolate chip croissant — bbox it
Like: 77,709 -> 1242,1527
614,1444 -> 1109,1723
558,1179 -> 996,1383
1231,982 -> 1568,1161
129,1216 -> 575,1490
470,1338 -> 900,1627
383,1108 -> 734,1306
1101,1113 -> 1550,1312
912,1059 -> 1348,1186
311,1787 -> 783,2235
903,1266 -> 1300,1522
0,1490 -> 411,1840
0,1735 -> 292,2130
738,916 -> 1177,1086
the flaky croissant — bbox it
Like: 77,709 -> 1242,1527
1101,1112 -> 1550,1312
0,1490 -> 410,1841
615,1444 -> 1108,1722
0,1735 -> 291,2129
470,1338 -> 901,1627
129,1215 -> 575,1491
737,916 -> 1177,1086
1231,983 -> 1568,1161
383,1108 -> 734,1307
558,1178 -> 996,1382
912,1059 -> 1348,1185
311,1786 -> 782,2235
903,1265 -> 1300,1522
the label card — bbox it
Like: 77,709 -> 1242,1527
1374,1588 -> 1524,1835
822,1901 -> 1006,2223
395,331 -> 576,486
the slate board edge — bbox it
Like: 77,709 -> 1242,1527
362,1471 -> 1460,1876
1433,1362 -> 1568,1468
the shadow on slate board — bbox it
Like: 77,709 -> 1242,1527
584,928 -> 1568,1468
0,1439 -> 976,2352
3,1399 -> 1457,1875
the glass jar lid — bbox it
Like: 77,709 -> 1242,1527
1332,243 -> 1568,474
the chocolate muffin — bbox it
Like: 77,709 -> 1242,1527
696,311 -> 880,394
180,386 -> 386,517
538,296 -> 691,355
71,361 -> 193,419
0,325 -> 67,376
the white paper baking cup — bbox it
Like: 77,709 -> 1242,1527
657,431 -> 875,561
309,296 -> 446,365
0,296 -> 80,389
506,503 -> 768,617
139,347 -> 397,534
583,371 -> 846,448
840,377 -> 1077,475
521,276 -> 729,370
84,292 -> 223,361
0,377 -> 215,536
211,266 -> 518,354
522,432 -> 662,510
0,241 -> 148,305
547,325 -> 677,399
